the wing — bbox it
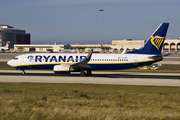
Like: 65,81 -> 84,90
70,49 -> 93,69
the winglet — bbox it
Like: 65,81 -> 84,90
85,49 -> 93,61
70,49 -> 93,69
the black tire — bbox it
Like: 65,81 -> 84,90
80,71 -> 85,76
86,70 -> 92,76
22,71 -> 25,75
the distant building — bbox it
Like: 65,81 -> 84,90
163,38 -> 180,53
0,25 -> 30,48
14,38 -> 180,53
111,39 -> 145,52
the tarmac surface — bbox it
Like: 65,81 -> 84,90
0,52 -> 180,87
0,70 -> 180,86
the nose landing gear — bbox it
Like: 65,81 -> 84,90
16,68 -> 26,75
22,70 -> 26,75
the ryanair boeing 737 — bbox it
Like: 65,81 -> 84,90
7,23 -> 169,76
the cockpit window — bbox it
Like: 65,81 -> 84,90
13,57 -> 18,60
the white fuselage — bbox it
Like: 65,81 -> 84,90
7,53 -> 161,70
0,47 -> 9,51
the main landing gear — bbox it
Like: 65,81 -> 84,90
80,70 -> 92,76
80,71 -> 85,76
86,70 -> 92,76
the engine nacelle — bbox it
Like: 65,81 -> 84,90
54,64 -> 70,74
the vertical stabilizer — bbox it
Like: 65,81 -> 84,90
4,41 -> 10,49
127,23 -> 169,54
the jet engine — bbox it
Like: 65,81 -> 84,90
53,64 -> 71,74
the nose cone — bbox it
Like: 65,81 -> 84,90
7,60 -> 13,66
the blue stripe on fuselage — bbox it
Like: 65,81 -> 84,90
15,59 -> 162,70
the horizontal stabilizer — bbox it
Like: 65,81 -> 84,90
163,53 -> 174,57
148,55 -> 163,59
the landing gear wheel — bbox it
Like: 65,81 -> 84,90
86,70 -> 92,76
22,71 -> 25,75
80,71 -> 85,76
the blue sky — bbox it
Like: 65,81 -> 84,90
1,0 -> 180,44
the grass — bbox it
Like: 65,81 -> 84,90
0,83 -> 180,119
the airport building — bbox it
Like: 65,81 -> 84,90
163,38 -> 180,53
0,25 -> 30,48
13,38 -> 180,53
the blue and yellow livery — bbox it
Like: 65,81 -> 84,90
7,23 -> 169,76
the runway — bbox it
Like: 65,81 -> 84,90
0,70 -> 180,87
0,53 -> 180,87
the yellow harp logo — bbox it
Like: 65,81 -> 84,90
150,36 -> 165,50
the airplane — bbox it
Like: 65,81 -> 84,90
7,23 -> 169,76
0,41 -> 10,52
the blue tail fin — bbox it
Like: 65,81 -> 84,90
127,23 -> 169,55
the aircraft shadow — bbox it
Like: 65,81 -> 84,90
0,72 -> 180,80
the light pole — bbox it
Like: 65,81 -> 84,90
99,9 -> 104,48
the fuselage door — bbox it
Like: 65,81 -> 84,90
24,56 -> 28,64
